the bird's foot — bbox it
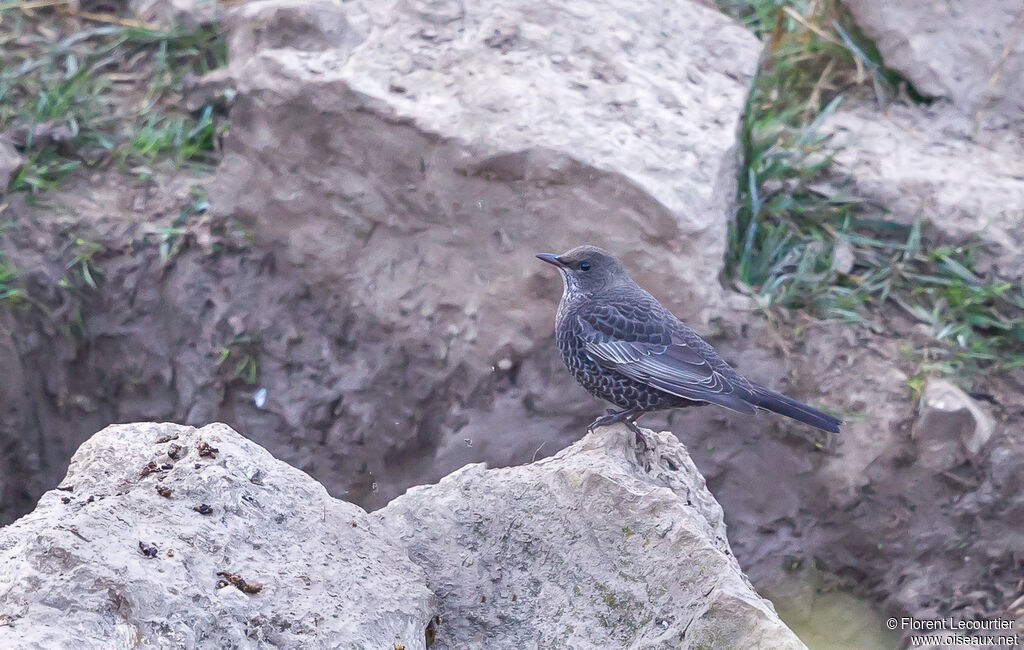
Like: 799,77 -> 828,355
587,408 -> 632,433
587,409 -> 649,445
587,409 -> 654,470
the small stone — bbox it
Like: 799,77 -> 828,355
832,235 -> 855,275
912,378 -> 995,471
0,139 -> 23,187
139,461 -> 159,478
216,571 -> 263,594
167,443 -> 184,459
197,441 -> 219,458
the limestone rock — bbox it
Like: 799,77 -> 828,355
825,103 -> 1024,279
912,378 -> 995,471
0,422 -> 437,650
204,0 -> 762,508
130,0 -> 219,30
213,0 -> 760,319
377,425 -> 807,649
225,0 -> 363,57
0,421 -> 805,649
841,0 -> 1024,132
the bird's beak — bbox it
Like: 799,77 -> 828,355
536,253 -> 568,269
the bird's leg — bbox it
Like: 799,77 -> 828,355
626,410 -> 651,452
588,408 -> 650,450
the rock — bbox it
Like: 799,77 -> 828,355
129,0 -> 219,31
0,421 -> 805,648
841,0 -> 1024,132
213,0 -> 760,319
831,234 -> 855,275
912,378 -> 995,471
824,103 -> 1024,278
204,0 -> 762,508
377,424 -> 807,649
225,0 -> 363,56
0,422 -> 436,649
0,139 -> 22,188
833,3 -> 1024,279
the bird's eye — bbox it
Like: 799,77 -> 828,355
579,261 -> 591,271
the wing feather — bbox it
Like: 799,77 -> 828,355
577,308 -> 758,415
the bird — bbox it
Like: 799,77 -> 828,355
536,245 -> 841,444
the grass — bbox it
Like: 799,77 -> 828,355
0,3 -> 228,312
217,334 -> 260,386
58,236 -> 104,290
0,4 -> 227,193
0,253 -> 20,302
718,0 -> 1024,375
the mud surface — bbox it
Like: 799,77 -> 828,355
0,169 -> 595,517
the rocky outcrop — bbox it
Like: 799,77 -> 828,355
827,2 -> 1024,279
841,0 -> 1024,133
824,103 -> 1024,279
196,0 -> 762,510
0,421 -> 805,649
378,426 -> 805,649
0,422 -> 436,649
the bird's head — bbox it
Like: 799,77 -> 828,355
535,245 -> 629,294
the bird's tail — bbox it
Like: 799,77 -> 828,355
749,385 -> 842,434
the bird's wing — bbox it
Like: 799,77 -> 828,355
576,302 -> 758,414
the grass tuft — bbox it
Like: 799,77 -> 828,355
0,6 -> 227,193
0,253 -> 21,303
719,0 -> 1024,374
217,334 -> 260,386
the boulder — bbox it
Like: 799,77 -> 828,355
824,103 -> 1024,279
0,422 -> 436,650
832,2 -> 1024,279
204,0 -> 762,508
0,421 -> 806,649
378,424 -> 807,649
214,0 -> 760,324
841,0 -> 1024,132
